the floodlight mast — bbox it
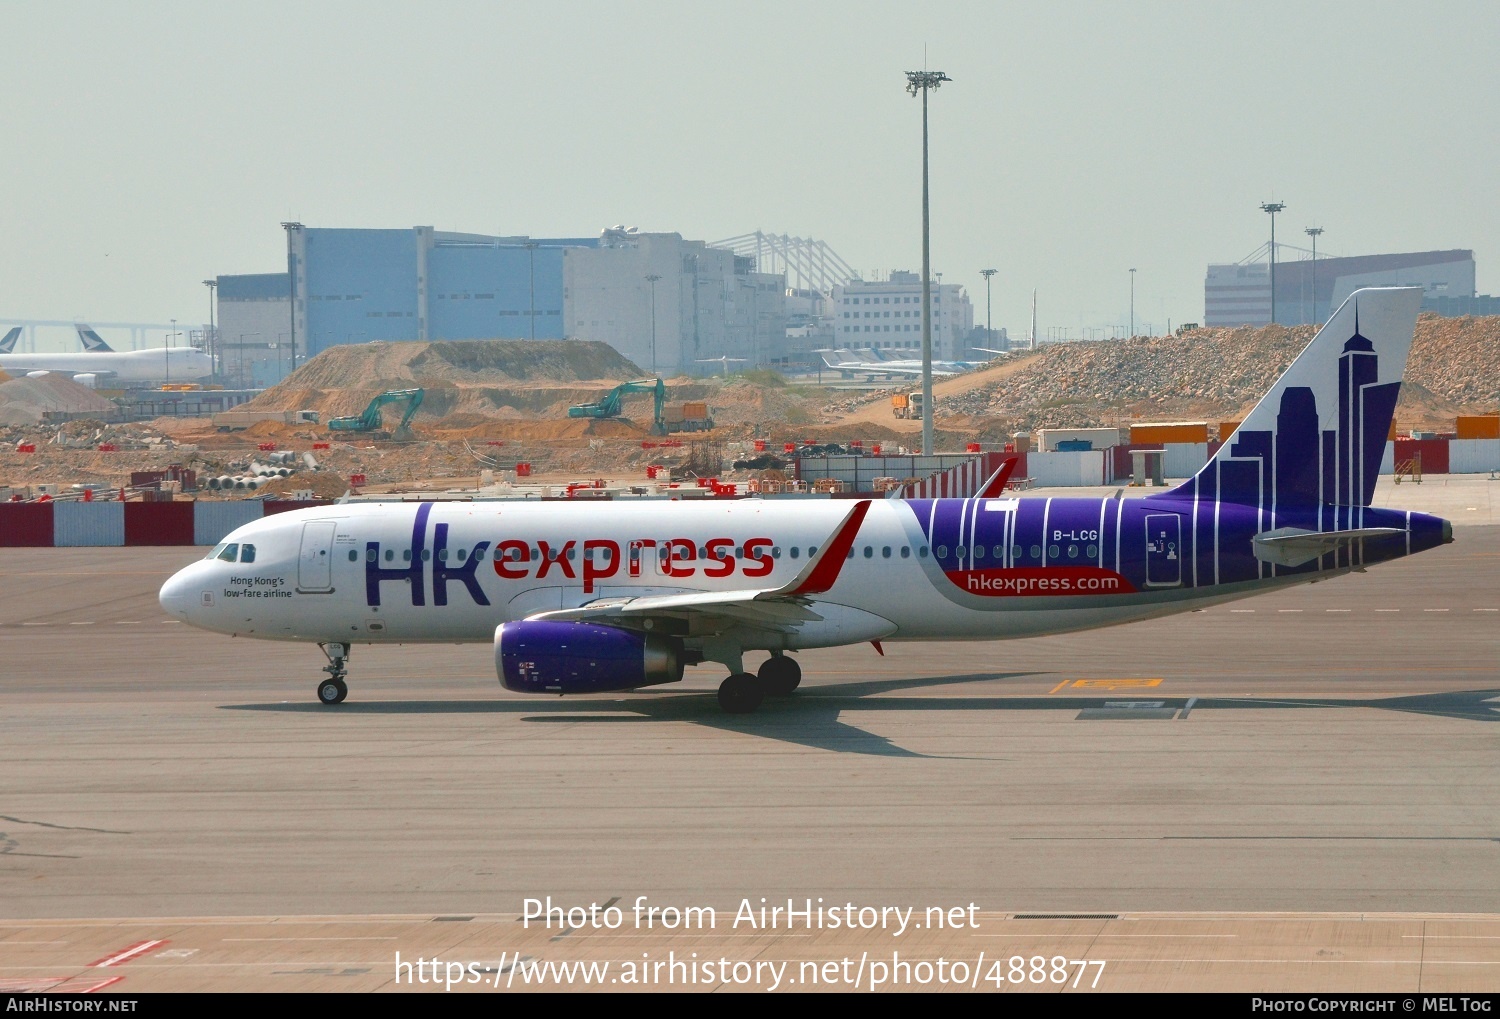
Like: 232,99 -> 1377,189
906,69 -> 951,456
1260,202 -> 1286,324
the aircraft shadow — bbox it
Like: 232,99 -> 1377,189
223,675 -> 1500,757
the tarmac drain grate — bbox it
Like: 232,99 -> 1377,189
433,916 -> 475,922
1012,914 -> 1120,920
1077,701 -> 1178,720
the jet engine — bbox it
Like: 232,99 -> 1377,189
494,620 -> 683,694
71,373 -> 100,387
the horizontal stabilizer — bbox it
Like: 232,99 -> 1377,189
1252,526 -> 1405,568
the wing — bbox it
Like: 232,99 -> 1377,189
525,501 -> 874,637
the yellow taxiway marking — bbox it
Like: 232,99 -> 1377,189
1050,678 -> 1163,694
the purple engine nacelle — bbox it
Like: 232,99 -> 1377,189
495,620 -> 685,694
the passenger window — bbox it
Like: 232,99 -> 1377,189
772,547 -> 781,559
919,546 -> 929,558
974,545 -> 985,559
217,543 -> 238,562
881,546 -> 891,558
456,548 -> 467,562
437,549 -> 448,562
809,545 -> 818,556
1012,545 -> 1022,559
937,545 -> 948,557
1086,544 -> 1098,558
403,550 -> 412,562
900,547 -> 910,559
421,549 -> 431,561
240,544 -> 256,563
1048,544 -> 1060,559
790,547 -> 800,559
348,550 -> 358,562
993,545 -> 1004,559
1030,545 -> 1041,558
566,548 -> 575,560
385,549 -> 394,562
1067,544 -> 1078,559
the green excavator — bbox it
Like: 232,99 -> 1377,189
567,378 -> 667,435
327,388 -> 424,440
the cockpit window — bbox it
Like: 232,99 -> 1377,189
240,544 -> 256,563
207,542 -> 229,560
217,543 -> 239,562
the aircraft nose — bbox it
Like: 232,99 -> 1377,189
159,565 -> 199,621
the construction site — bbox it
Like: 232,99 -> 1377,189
1,313 -> 1498,511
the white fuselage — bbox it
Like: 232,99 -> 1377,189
0,346 -> 214,383
158,498 -> 1296,653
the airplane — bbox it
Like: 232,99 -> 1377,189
816,349 -> 996,380
160,287 -> 1449,714
0,327 -> 19,354
0,326 -> 213,385
696,354 -> 748,377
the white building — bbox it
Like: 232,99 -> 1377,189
831,271 -> 974,360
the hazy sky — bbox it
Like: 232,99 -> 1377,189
3,1 -> 1495,345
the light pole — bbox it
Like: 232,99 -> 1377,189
281,221 -> 302,371
980,268 -> 996,354
1305,227 -> 1323,324
202,278 -> 217,382
1260,202 -> 1286,325
644,273 -> 662,375
524,241 -> 538,341
1129,268 -> 1137,337
906,68 -> 951,457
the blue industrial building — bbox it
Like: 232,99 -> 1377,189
218,225 -> 787,385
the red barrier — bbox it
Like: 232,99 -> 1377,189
262,500 -> 335,516
1394,438 -> 1449,474
0,504 -> 54,546
123,502 -> 196,545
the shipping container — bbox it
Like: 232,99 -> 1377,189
1028,450 -> 1108,487
1130,421 -> 1209,444
1035,427 -> 1122,452
1456,415 -> 1500,440
1218,421 -> 1241,441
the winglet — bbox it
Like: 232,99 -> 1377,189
765,500 -> 871,598
978,456 -> 1018,498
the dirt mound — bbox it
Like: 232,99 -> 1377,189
0,374 -> 116,426
256,471 -> 353,500
255,339 -> 643,397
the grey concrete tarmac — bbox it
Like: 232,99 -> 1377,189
1,524 -> 1496,992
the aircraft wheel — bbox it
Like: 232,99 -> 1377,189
717,673 -> 764,714
757,655 -> 801,696
318,677 -> 348,705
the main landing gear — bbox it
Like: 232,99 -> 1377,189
317,642 -> 349,705
716,655 -> 802,714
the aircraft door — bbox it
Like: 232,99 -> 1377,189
1144,514 -> 1181,587
297,521 -> 338,592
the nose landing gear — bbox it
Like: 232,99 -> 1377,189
317,643 -> 350,705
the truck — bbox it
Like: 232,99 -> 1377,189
663,401 -> 714,433
891,391 -> 924,420
212,409 -> 320,431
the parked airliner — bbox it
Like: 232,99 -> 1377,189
0,326 -> 213,385
161,288 -> 1448,713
